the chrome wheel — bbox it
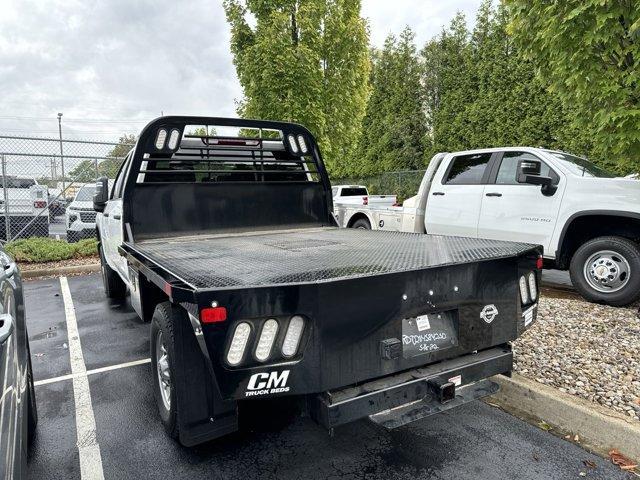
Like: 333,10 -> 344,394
583,250 -> 631,293
155,331 -> 171,411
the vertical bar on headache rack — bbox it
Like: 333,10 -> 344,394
1,155 -> 10,241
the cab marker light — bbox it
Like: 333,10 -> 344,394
287,134 -> 299,153
297,134 -> 308,153
155,129 -> 167,149
227,322 -> 251,366
167,129 -> 180,150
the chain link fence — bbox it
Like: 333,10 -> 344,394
331,170 -> 426,202
0,135 -> 132,242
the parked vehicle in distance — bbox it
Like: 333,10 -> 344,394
0,245 -> 37,479
336,147 -> 640,306
0,175 -> 49,240
94,116 -> 541,447
66,183 -> 98,242
332,184 -> 396,208
47,188 -> 66,217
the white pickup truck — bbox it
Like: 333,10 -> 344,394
0,175 -> 49,240
336,147 -> 640,306
331,184 -> 396,208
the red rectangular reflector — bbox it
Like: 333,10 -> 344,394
536,256 -> 544,270
201,306 -> 227,323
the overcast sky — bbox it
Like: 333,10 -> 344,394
0,0 -> 480,141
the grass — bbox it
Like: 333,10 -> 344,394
5,237 -> 98,263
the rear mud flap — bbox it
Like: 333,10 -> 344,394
368,379 -> 499,430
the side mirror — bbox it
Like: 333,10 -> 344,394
517,159 -> 557,196
93,176 -> 109,212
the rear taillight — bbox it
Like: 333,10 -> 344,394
536,256 -> 544,269
362,196 -> 368,206
33,200 -> 47,209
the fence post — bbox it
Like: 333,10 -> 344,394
1,155 -> 10,241
94,158 -> 99,178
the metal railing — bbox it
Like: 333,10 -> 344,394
0,135 -> 133,242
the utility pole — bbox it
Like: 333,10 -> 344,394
57,112 -> 66,193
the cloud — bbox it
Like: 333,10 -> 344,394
0,0 -> 480,141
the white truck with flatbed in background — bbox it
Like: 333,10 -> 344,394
331,184 -> 396,208
335,147 -> 640,306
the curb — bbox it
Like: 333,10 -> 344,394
21,263 -> 101,279
488,373 -> 640,462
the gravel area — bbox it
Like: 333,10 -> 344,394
514,293 -> 640,421
19,255 -> 99,272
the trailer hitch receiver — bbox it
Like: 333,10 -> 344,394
428,378 -> 456,403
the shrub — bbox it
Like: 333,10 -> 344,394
5,237 -> 98,263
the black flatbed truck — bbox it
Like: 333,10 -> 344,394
93,116 -> 542,446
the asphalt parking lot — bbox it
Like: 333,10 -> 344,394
25,273 -> 631,480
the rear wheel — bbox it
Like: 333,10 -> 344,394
151,302 -> 179,439
99,242 -> 126,299
352,218 -> 371,230
66,230 -> 79,243
570,236 -> 640,307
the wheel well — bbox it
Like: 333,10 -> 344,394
558,215 -> 640,269
347,213 -> 371,228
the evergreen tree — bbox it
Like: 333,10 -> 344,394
507,0 -> 640,173
224,0 -> 370,176
357,27 -> 427,175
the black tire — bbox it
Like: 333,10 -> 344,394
26,342 -> 38,445
352,218 -> 371,230
99,243 -> 126,299
569,236 -> 640,307
66,230 -> 79,243
150,302 -> 180,440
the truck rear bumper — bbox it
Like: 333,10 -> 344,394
309,345 -> 511,430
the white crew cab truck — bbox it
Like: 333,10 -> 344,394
336,147 -> 640,306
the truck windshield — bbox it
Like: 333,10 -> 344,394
544,151 -> 615,178
75,185 -> 96,201
340,187 -> 367,196
0,177 -> 35,188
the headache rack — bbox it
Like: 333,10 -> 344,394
136,131 -> 321,185
121,116 -> 335,241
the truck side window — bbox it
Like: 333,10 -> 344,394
496,152 -> 558,185
444,153 -> 492,185
112,154 -> 132,199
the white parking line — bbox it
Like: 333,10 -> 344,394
60,276 -> 105,480
34,358 -> 151,386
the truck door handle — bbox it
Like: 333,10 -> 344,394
102,213 -> 109,218
432,192 -> 445,196
113,214 -> 121,220
485,192 -> 502,197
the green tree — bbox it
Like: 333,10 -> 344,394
357,27 -> 427,175
422,3 -> 587,162
68,134 -> 135,182
224,0 -> 370,176
506,0 -> 640,173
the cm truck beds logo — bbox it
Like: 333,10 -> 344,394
245,370 -> 290,397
